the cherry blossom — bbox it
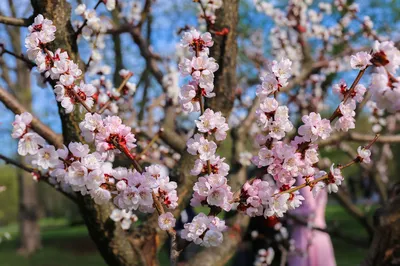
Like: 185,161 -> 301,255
17,132 -> 45,156
335,100 -> 356,132
372,41 -> 400,73
327,164 -> 344,193
95,116 -> 137,155
186,134 -> 217,161
181,29 -> 214,55
11,112 -> 33,139
32,145 -> 60,170
158,212 -> 176,231
350,51 -> 372,70
195,108 -> 229,141
181,213 -> 226,247
179,82 -> 200,113
357,146 -> 371,163
110,209 -> 138,230
298,112 -> 332,142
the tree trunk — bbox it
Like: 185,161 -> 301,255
207,0 -> 239,118
17,169 -> 42,255
361,192 -> 400,266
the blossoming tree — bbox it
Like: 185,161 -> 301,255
1,0 -> 400,265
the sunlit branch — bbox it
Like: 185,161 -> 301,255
0,14 -> 31,26
0,87 -> 63,148
97,72 -> 133,114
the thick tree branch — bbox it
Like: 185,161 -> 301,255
0,153 -> 76,202
0,14 -> 31,26
0,87 -> 63,148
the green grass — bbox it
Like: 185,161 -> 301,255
0,205 -> 369,265
0,222 -> 106,266
326,204 -> 370,266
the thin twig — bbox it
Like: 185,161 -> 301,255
97,72 -> 133,114
329,67 -> 368,122
75,0 -> 102,37
138,131 -> 161,158
278,134 -> 380,196
0,45 -> 35,69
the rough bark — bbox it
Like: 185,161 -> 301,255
361,193 -> 400,266
76,197 -> 140,266
207,0 -> 239,118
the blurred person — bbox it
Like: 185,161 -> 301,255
288,177 -> 336,266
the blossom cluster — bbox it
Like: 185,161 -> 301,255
179,29 -> 217,112
237,178 -> 303,218
11,112 -> 112,203
20,14 -> 183,233
110,208 -> 138,230
75,1 -> 115,38
332,79 -> 366,132
369,41 -> 400,112
113,165 -> 178,212
178,28 -> 232,245
11,110 -> 178,229
25,15 -> 95,113
79,113 -> 137,158
197,0 -> 223,25
254,59 -> 293,140
12,112 -> 45,157
181,213 -> 226,247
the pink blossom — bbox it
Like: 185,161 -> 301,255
12,112 -> 33,139
350,51 -> 372,70
298,112 -> 332,142
357,146 -> 371,163
69,142 -> 90,158
327,164 -> 343,193
33,145 -> 60,169
158,212 -> 176,231
195,108 -> 229,141
18,132 -> 45,156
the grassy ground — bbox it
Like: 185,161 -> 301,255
326,204 -> 371,266
0,205 -> 369,266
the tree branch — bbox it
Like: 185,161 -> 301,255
0,87 -> 63,148
0,153 -> 77,202
0,14 -> 31,26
